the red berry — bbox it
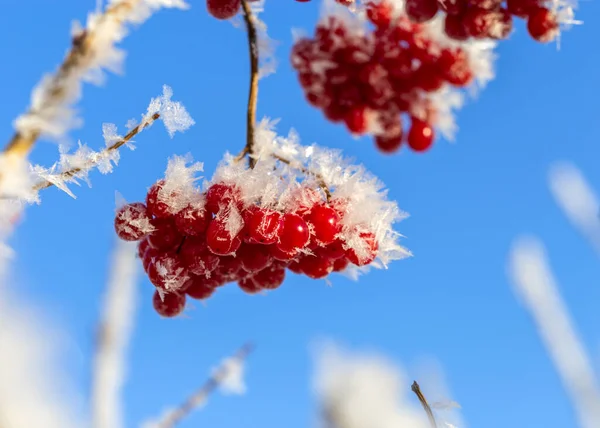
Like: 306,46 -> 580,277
333,257 -> 350,272
217,255 -> 245,280
288,260 -> 304,274
443,13 -> 470,41
344,107 -> 368,135
245,207 -> 281,244
405,0 -> 439,23
147,217 -> 183,252
238,277 -> 262,294
175,205 -> 208,236
205,183 -> 241,216
207,0 -> 241,20
206,219 -> 242,256
277,213 -> 310,252
346,230 -> 378,266
439,48 -> 473,86
137,238 -> 150,259
366,0 -> 394,27
298,255 -> 334,279
147,253 -> 189,292
146,180 -> 179,219
316,239 -> 347,260
114,203 -> 152,241
307,204 -> 341,245
179,237 -> 220,276
269,244 -> 298,262
486,9 -> 513,39
254,265 -> 285,290
237,243 -> 271,273
438,0 -> 467,14
407,118 -> 434,152
527,7 -> 558,43
375,133 -> 403,153
152,290 -> 186,318
142,247 -> 158,273
184,276 -> 216,300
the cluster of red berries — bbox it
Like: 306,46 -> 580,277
114,180 -> 380,318
404,0 -> 561,42
292,3 -> 475,154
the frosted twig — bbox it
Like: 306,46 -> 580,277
234,0 -> 260,169
2,0 -> 187,158
271,153 -> 332,201
508,237 -> 600,428
33,113 -> 160,192
144,343 -> 253,428
411,381 -> 437,428
91,240 -> 139,428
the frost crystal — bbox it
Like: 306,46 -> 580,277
14,0 -> 189,142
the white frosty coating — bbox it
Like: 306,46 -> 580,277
159,154 -> 204,215
313,342 -> 431,428
508,237 -> 600,428
29,85 -> 194,200
116,203 -> 155,236
155,255 -> 189,292
548,162 -> 600,256
91,240 -> 139,428
259,118 -> 410,267
14,0 -> 189,142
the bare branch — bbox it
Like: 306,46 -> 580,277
411,381 -> 437,428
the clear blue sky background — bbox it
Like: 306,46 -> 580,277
1,1 -> 599,427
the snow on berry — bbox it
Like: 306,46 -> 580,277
115,119 -> 410,316
291,0 -> 497,152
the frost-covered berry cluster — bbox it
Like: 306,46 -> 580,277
114,120 -> 409,318
291,2 -> 489,153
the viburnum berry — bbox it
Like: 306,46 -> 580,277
344,107 -> 368,135
407,118 -> 434,152
206,219 -> 242,255
443,14 -> 470,41
277,213 -> 310,253
205,183 -> 240,215
152,290 -> 186,318
237,243 -> 271,273
146,253 -> 189,291
114,203 -> 152,241
238,277 -> 262,294
439,48 -> 473,87
506,0 -> 540,17
316,239 -> 347,260
179,237 -> 220,276
175,205 -> 209,236
147,217 -> 183,252
244,207 -> 281,244
333,257 -> 350,272
527,7 -> 559,43
346,230 -> 379,266
405,0 -> 439,23
146,180 -> 176,219
206,0 -> 241,20
269,244 -> 298,262
253,264 -> 286,290
366,0 -> 394,28
375,133 -> 403,153
298,255 -> 334,279
137,238 -> 151,259
307,204 -> 341,245
184,276 -> 216,300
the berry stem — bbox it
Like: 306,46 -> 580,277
148,343 -> 255,428
33,112 -> 161,192
411,381 -> 438,428
236,0 -> 260,169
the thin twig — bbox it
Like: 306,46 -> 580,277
411,381 -> 437,428
33,113 -> 160,192
2,0 -> 138,158
235,0 -> 259,169
149,343 -> 254,428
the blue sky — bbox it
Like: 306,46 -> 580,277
1,0 -> 599,427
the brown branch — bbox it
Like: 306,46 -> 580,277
149,343 -> 254,428
234,0 -> 260,169
411,381 -> 437,428
2,0 -> 138,158
33,113 -> 160,192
